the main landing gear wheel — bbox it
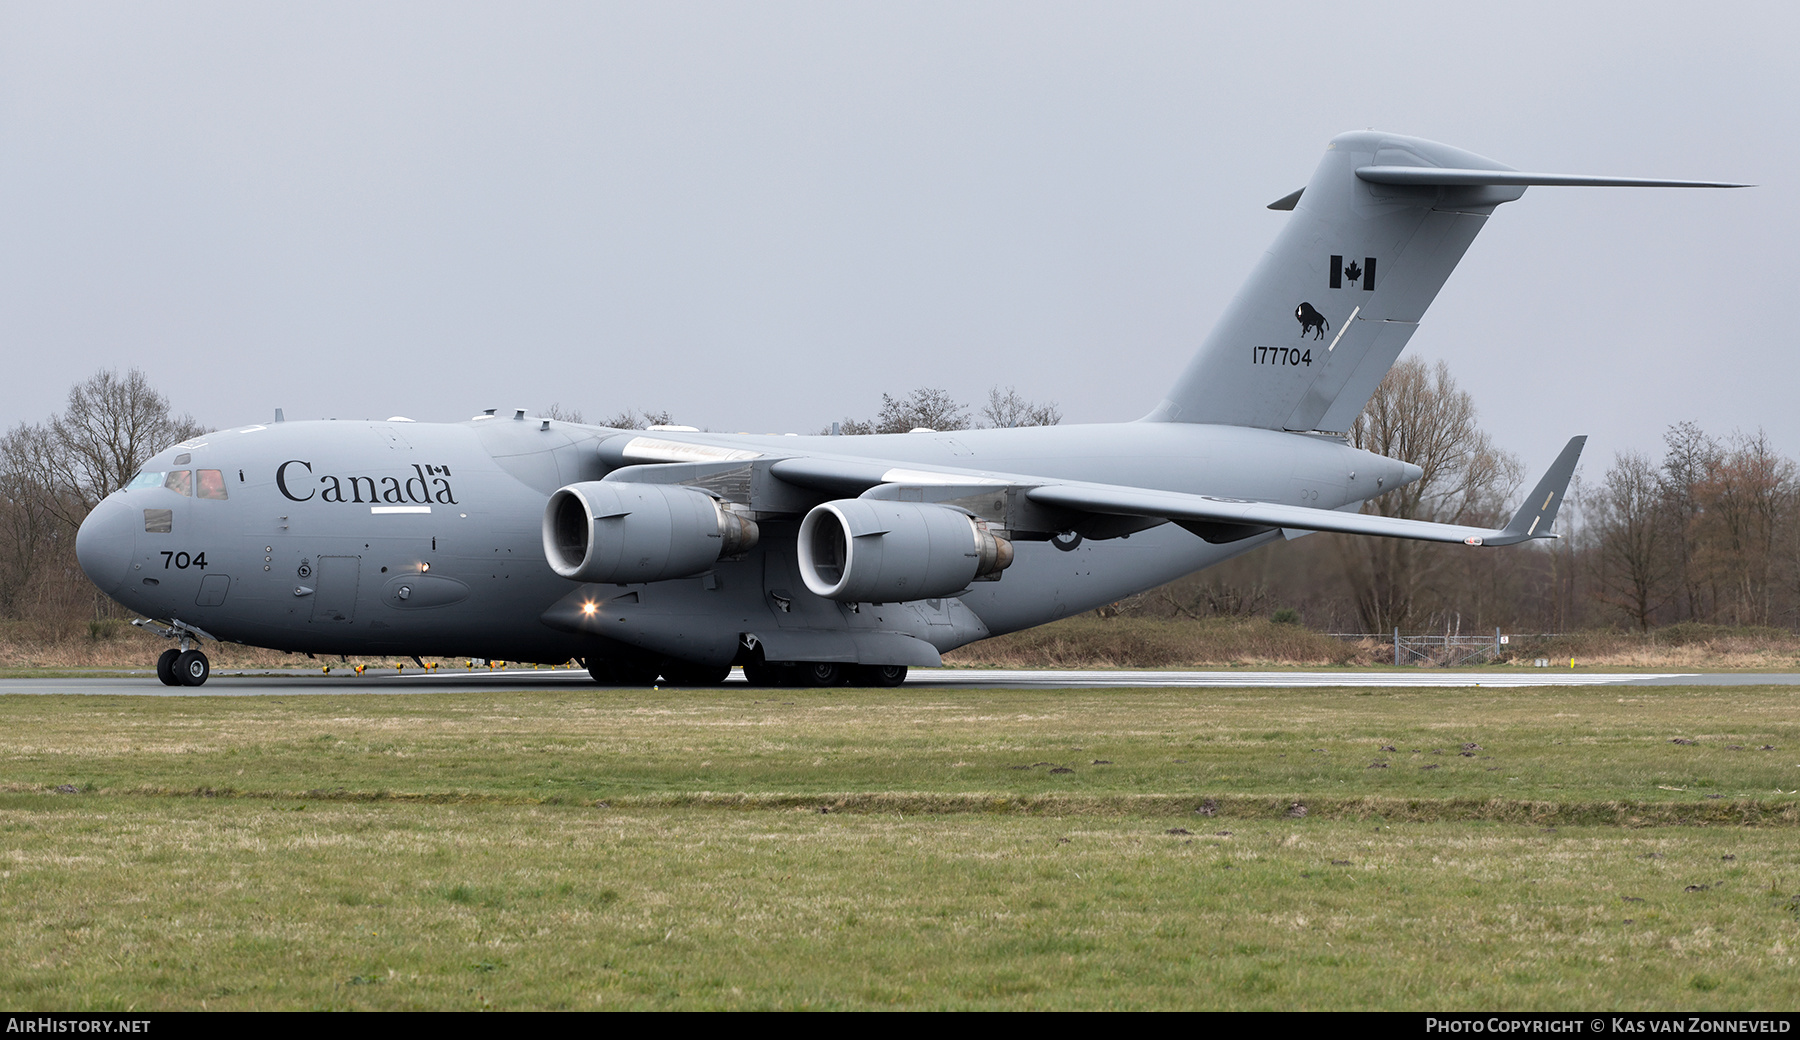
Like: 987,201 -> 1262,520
659,661 -> 733,686
587,657 -> 661,686
155,648 -> 182,687
798,662 -> 843,687
173,649 -> 210,687
852,664 -> 908,687
741,661 -> 788,687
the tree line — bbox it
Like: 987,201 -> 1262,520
2,366 -> 1793,639
552,385 -> 1064,436
0,371 -> 203,621
1586,423 -> 1794,631
1140,359 -> 1800,636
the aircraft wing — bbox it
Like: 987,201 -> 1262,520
603,431 -> 1584,547
1025,436 -> 1585,546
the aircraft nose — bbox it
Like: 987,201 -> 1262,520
76,494 -> 138,597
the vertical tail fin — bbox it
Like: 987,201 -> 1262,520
1146,132 -> 1515,432
1145,132 -> 1742,432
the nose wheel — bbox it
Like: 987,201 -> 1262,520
156,648 -> 181,686
174,650 -> 210,686
135,618 -> 217,687
156,648 -> 210,686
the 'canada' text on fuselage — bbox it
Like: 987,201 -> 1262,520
275,461 -> 459,505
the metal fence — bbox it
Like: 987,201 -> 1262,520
1328,629 -> 1563,667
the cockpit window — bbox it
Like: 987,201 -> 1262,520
123,469 -> 202,496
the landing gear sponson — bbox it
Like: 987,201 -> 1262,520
585,655 -> 906,688
740,660 -> 907,688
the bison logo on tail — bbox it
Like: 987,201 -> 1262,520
1295,302 -> 1329,340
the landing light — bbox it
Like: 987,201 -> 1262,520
581,601 -> 597,616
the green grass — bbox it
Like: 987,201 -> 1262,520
3,802 -> 1798,1010
2,684 -> 1799,1009
4,686 -> 1797,808
941,615 -> 1800,670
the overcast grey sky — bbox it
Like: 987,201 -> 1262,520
1,2 -> 1791,473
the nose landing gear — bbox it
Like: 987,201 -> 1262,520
154,645 -> 212,687
136,618 -> 217,687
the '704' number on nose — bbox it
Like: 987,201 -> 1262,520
160,551 -> 208,570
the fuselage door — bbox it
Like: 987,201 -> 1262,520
310,555 -> 361,623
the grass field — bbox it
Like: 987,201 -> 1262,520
3,683 -> 1799,1009
13,615 -> 1800,672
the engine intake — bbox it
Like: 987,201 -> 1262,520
544,482 -> 758,584
797,500 -> 1013,603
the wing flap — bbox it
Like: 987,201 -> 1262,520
1028,483 -> 1503,545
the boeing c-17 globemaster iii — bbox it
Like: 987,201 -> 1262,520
73,132 -> 1743,687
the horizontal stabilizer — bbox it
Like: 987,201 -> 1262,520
1355,166 -> 1749,189
1156,132 -> 1747,433
1266,187 -> 1305,211
1026,436 -> 1586,547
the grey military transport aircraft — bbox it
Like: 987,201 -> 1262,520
74,132 -> 1742,687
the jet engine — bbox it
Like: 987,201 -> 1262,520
797,499 -> 1013,603
543,482 -> 758,584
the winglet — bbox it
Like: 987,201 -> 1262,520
1488,436 -> 1586,545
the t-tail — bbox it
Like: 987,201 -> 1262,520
1144,131 -> 1744,433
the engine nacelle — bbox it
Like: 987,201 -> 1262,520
543,481 -> 758,584
797,499 -> 1013,603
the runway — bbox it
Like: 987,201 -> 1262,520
3,666 -> 1797,695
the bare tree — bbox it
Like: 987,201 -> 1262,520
980,386 -> 1061,428
48,369 -> 205,522
1339,357 -> 1520,632
834,387 -> 971,436
876,387 -> 969,433
540,403 -> 585,423
835,385 -> 1060,436
1591,450 -> 1676,630
1659,420 -> 1722,622
0,423 -> 67,616
1689,430 -> 1793,626
0,369 -> 203,621
601,408 -> 676,430
4,370 -> 205,533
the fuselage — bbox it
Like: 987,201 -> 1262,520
74,414 -> 1416,666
